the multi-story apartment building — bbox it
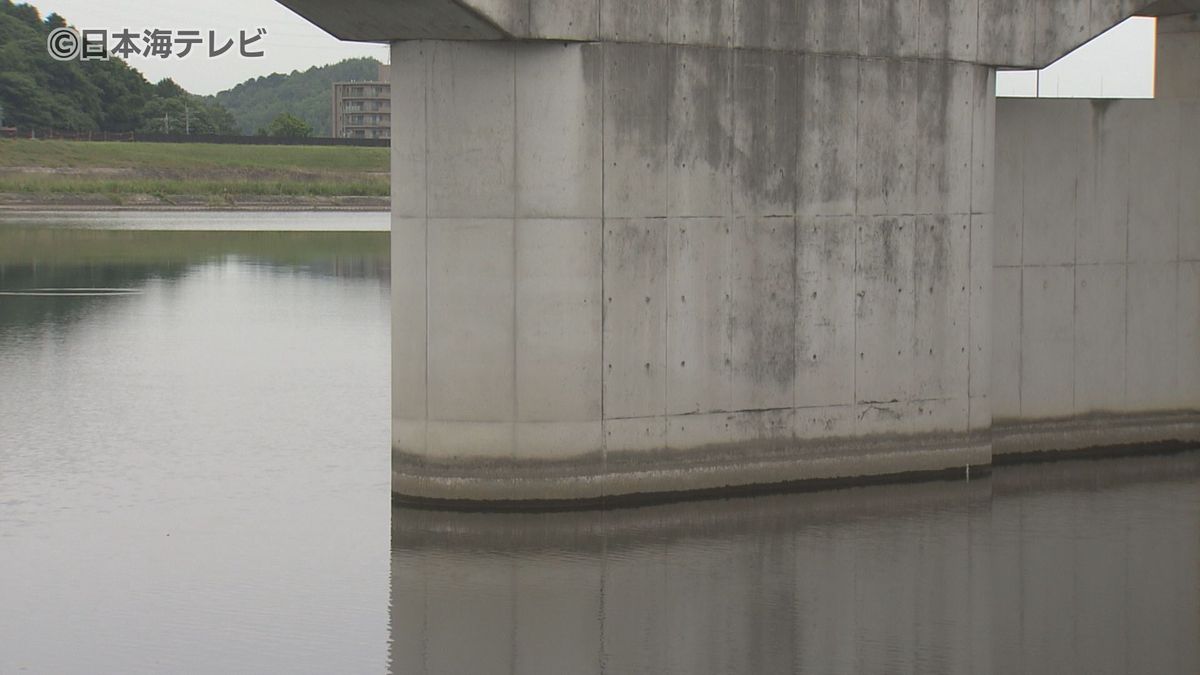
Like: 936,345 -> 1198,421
331,64 -> 391,140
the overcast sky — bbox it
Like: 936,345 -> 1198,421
997,17 -> 1156,97
37,1 -> 1156,98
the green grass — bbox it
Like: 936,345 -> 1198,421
0,227 -> 388,267
0,139 -> 389,198
0,174 -> 389,197
0,139 -> 389,172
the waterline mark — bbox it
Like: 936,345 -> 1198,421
48,27 -> 268,61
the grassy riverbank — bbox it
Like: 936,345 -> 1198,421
0,226 -> 389,267
0,139 -> 390,208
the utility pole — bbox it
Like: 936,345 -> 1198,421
185,103 -> 190,135
164,112 -> 170,133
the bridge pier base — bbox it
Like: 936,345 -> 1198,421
388,39 -> 996,503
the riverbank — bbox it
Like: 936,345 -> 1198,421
0,139 -> 390,210
0,193 -> 388,210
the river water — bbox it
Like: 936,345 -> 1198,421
0,212 -> 1196,674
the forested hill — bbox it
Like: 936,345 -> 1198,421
211,58 -> 382,137
0,1 -> 236,133
0,1 -> 381,137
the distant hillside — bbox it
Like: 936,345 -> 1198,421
212,58 -> 382,137
0,1 -> 236,133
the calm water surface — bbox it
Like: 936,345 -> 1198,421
0,213 -> 1196,674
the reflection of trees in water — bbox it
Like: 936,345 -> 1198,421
0,262 -> 191,289
0,228 -> 389,274
0,228 -> 389,333
0,263 -> 191,332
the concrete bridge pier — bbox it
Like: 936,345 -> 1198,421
386,37 -> 994,503
276,0 -> 1200,505
991,12 -> 1200,458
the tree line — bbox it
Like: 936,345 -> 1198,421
0,1 -> 238,134
0,1 -> 371,138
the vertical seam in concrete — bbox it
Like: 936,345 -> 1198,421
731,0 -> 738,56
423,43 -> 431,434
661,215 -> 670,435
791,213 -> 799,415
851,47 -> 859,217
728,54 -> 736,417
790,49 -> 799,217
853,58 -> 862,223
854,216 -> 862,411
665,221 -> 673,420
599,41 -> 607,496
1173,227 -> 1181,407
964,65 -> 974,427
852,53 -> 861,409
511,44 -> 519,457
1071,111 -> 1080,416
664,0 -> 669,47
975,0 -> 981,66
917,0 -> 924,57
1123,127 -> 1130,407
665,45 -> 673,427
724,36 -> 734,420
1173,101 -> 1182,403
967,65 -> 976,423
1017,118 -> 1024,417
729,43 -> 736,218
725,218 -> 732,422
856,0 -> 862,57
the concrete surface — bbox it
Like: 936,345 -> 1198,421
277,0 -> 1200,503
992,45 -> 1200,454
279,0 -> 1188,66
993,91 -> 1200,429
1158,13 -> 1200,98
386,36 -> 996,502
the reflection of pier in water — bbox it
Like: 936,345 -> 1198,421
390,452 -> 1200,674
